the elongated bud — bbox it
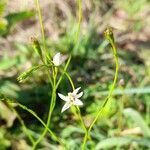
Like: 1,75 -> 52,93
104,27 -> 114,44
31,37 -> 43,59
104,27 -> 117,55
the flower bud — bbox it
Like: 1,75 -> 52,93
31,37 -> 43,59
104,27 -> 114,43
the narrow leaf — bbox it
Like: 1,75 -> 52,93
123,108 -> 150,137
17,65 -> 44,82
96,137 -> 150,149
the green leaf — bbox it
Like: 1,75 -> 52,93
0,93 -> 5,100
87,86 -> 150,97
0,80 -> 20,98
0,128 -> 11,150
0,18 -> 8,35
5,11 -> 35,27
0,0 -> 7,16
0,56 -> 20,70
1,10 -> 35,36
61,126 -> 83,138
123,108 -> 150,137
17,65 -> 49,82
96,137 -> 150,149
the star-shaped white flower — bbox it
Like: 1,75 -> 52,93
58,87 -> 83,113
52,52 -> 64,66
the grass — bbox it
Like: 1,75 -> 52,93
0,0 -> 150,150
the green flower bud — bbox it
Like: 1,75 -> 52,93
31,37 -> 43,59
104,27 -> 114,43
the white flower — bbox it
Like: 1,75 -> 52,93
52,52 -> 64,66
58,87 -> 83,113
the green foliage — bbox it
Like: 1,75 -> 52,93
123,108 -> 150,137
0,0 -> 150,149
5,11 -> 34,27
0,0 -> 7,16
87,87 -> 150,97
0,56 -> 20,70
17,65 -> 45,82
0,10 -> 35,36
96,137 -> 150,149
0,81 -> 20,98
0,18 -> 8,35
118,0 -> 147,17
0,128 -> 10,150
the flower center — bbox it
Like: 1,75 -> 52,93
68,93 -> 75,103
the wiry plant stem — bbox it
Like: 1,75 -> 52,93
2,98 -> 64,146
7,102 -> 35,145
82,27 -> 119,149
32,1 -> 59,149
32,71 -> 57,150
64,72 -> 90,146
75,0 -> 82,44
35,0 -> 49,61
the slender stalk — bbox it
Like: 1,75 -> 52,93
118,85 -> 124,134
32,1 -> 61,149
146,98 -> 150,125
65,71 -> 91,149
32,70 -> 57,149
35,0 -> 50,61
69,1 -> 89,144
74,0 -> 82,44
4,98 -> 64,146
7,102 -> 35,145
34,0 -> 53,86
33,56 -> 71,149
56,55 -> 71,89
64,72 -> 75,90
64,72 -> 88,134
82,28 -> 119,149
64,72 -> 90,143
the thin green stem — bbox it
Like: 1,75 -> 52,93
32,70 -> 57,149
64,72 -> 88,132
56,55 -> 71,89
33,56 -> 71,149
89,49 -> 119,130
7,102 -> 35,145
64,72 -> 75,90
34,0 -> 53,86
64,71 -> 90,146
118,86 -> 124,134
35,0 -> 50,61
82,28 -> 119,149
4,99 -> 64,146
74,0 -> 82,44
146,97 -> 150,125
76,106 -> 91,140
17,102 -> 64,147
32,1 -> 60,148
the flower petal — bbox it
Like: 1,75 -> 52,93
53,53 -> 61,66
76,92 -> 83,98
58,93 -> 68,101
73,87 -> 81,94
61,102 -> 71,113
73,99 -> 83,106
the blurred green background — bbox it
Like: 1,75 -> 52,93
0,0 -> 150,149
